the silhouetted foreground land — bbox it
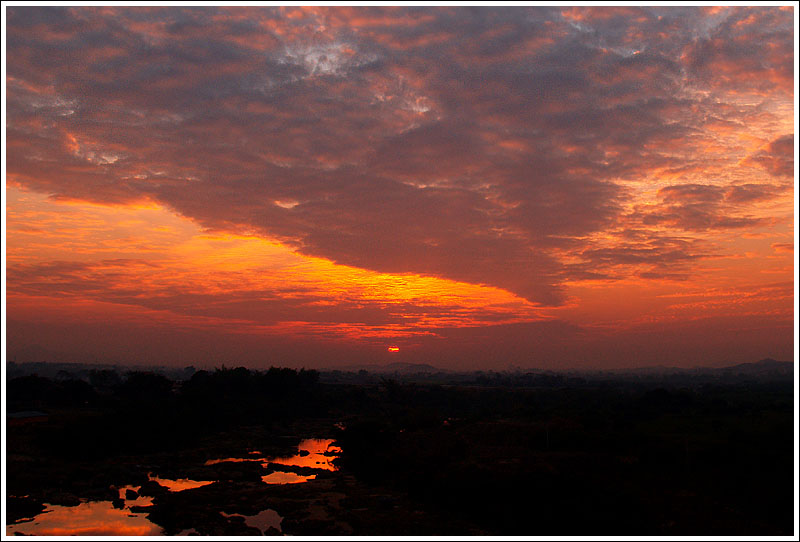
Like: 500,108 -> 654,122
5,361 -> 795,535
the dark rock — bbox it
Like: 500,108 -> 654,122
129,505 -> 154,513
43,491 -> 81,507
138,480 -> 167,497
283,518 -> 340,535
6,495 -> 45,524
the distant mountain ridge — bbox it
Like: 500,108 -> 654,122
336,358 -> 794,376
719,358 -> 793,376
590,358 -> 793,377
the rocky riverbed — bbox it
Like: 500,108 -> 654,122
6,419 -> 477,536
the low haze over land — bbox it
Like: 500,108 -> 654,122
5,6 -> 795,369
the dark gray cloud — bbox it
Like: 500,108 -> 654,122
745,135 -> 794,178
570,233 -> 709,282
630,183 -> 775,232
725,183 -> 787,204
681,7 -> 793,95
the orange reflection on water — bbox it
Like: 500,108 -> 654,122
267,439 -> 340,471
148,474 -> 214,492
6,501 -> 162,536
203,438 -> 341,485
260,472 -> 317,485
204,457 -> 262,465
117,485 -> 154,507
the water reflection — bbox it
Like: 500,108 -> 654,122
204,457 -> 262,465
204,438 -> 340,485
7,438 -> 340,535
118,485 -> 153,507
4,477 -> 217,536
148,474 -> 214,492
269,439 -> 341,471
6,497 -> 161,536
261,472 -> 317,485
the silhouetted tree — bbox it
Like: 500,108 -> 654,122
89,369 -> 122,392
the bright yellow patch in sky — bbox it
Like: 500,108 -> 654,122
6,186 -> 549,342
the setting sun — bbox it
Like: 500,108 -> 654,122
387,346 -> 400,353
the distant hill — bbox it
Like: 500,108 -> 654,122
597,358 -> 793,376
718,358 -> 793,376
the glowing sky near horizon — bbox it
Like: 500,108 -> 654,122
5,6 -> 795,369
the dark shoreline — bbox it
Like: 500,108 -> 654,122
5,362 -> 795,535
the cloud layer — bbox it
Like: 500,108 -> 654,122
5,7 -> 794,367
8,6 -> 793,304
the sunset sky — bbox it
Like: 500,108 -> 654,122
4,5 -> 796,370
